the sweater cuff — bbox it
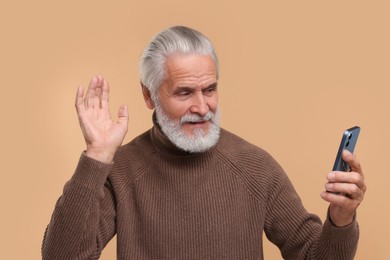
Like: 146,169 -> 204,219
323,208 -> 359,244
71,152 -> 114,191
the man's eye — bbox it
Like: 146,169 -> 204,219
175,91 -> 193,99
178,91 -> 191,96
204,88 -> 216,95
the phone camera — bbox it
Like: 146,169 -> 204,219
348,133 -> 353,140
346,141 -> 350,147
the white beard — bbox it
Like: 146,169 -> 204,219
155,103 -> 220,153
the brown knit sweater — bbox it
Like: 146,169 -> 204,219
42,121 -> 359,259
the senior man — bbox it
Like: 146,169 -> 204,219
42,26 -> 366,259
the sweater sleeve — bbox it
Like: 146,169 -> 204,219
264,162 -> 359,260
42,153 -> 117,260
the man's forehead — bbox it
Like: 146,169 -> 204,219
165,54 -> 217,78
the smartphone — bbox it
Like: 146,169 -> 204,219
332,126 -> 360,172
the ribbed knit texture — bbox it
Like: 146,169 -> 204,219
42,118 -> 359,259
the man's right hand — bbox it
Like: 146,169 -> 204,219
75,76 -> 129,163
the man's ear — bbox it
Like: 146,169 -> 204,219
141,82 -> 155,109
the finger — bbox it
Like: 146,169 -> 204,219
101,79 -> 110,110
342,150 -> 363,176
75,86 -> 85,113
325,182 -> 363,198
96,75 -> 104,83
117,105 -> 129,127
327,170 -> 367,198
94,86 -> 102,108
93,76 -> 106,108
85,76 -> 98,108
320,191 -> 361,210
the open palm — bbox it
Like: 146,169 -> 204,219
75,76 -> 129,163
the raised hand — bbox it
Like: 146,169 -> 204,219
321,150 -> 366,226
75,76 -> 129,163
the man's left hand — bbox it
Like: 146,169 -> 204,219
320,150 -> 367,227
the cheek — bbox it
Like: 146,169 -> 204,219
208,96 -> 219,111
164,101 -> 190,120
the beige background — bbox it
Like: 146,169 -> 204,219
1,0 -> 389,259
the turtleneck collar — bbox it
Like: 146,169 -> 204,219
150,112 -> 218,157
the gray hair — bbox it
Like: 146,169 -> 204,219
140,26 -> 219,101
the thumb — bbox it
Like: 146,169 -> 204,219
117,105 -> 129,126
342,150 -> 363,175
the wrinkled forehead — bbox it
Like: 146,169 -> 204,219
163,54 -> 218,86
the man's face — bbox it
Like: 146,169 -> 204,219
155,54 -> 220,152
158,54 -> 218,135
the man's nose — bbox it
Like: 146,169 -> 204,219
189,92 -> 209,116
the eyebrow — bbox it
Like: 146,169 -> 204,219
174,83 -> 218,92
203,83 -> 218,91
174,86 -> 195,93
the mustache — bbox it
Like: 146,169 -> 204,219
180,112 -> 214,124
